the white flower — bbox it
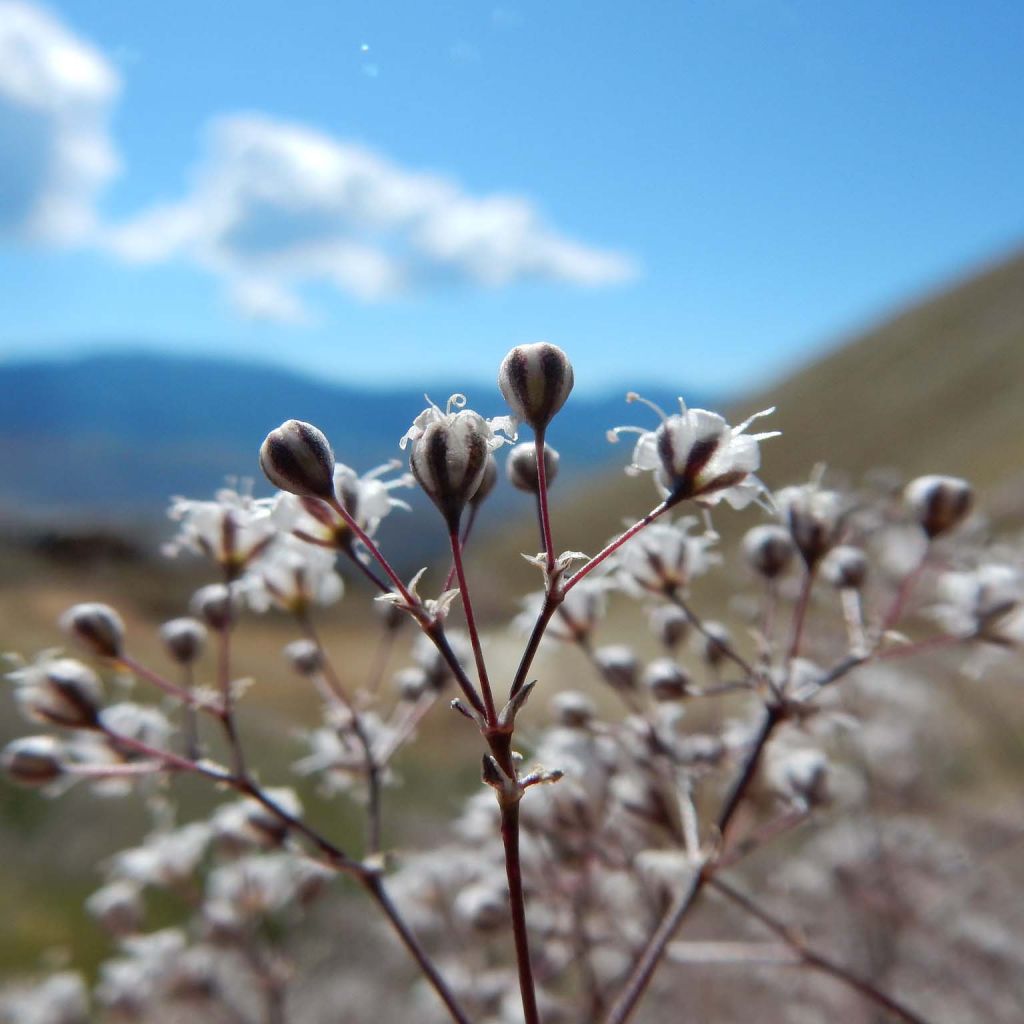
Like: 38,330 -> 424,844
401,394 -> 517,528
608,394 -> 778,509
162,485 -> 276,574
776,481 -> 845,567
241,533 -> 343,614
272,460 -> 414,546
613,515 -> 719,596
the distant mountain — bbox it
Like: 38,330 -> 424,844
0,351 -> 718,524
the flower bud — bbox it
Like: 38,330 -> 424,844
16,657 -> 103,729
776,485 -> 844,568
648,605 -> 689,648
505,442 -> 560,494
742,524 -> 795,579
86,882 -> 144,937
821,545 -> 869,590
498,342 -> 574,433
59,603 -> 125,659
159,618 -> 207,665
283,638 -> 322,677
593,644 -> 638,691
905,475 -> 973,538
551,690 -> 595,728
394,666 -> 430,701
469,455 -> 499,509
259,420 -> 336,500
2,735 -> 65,786
700,621 -> 732,668
410,411 -> 494,529
642,658 -> 692,702
190,584 -> 238,631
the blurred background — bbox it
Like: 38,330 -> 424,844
1,0 -> 1023,1010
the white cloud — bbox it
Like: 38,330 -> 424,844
104,115 -> 638,321
0,1 -> 120,242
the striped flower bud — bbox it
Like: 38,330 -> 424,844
14,657 -> 103,729
59,602 -> 125,659
2,735 -> 65,787
821,545 -> 869,590
506,442 -> 560,494
470,454 -> 499,510
159,618 -> 207,666
190,584 -> 238,631
776,484 -> 844,568
498,342 -> 574,432
551,690 -> 596,728
259,420 -> 336,500
648,605 -> 689,648
593,644 -> 638,691
642,658 -> 691,702
743,524 -> 795,579
283,639 -> 323,677
905,475 -> 973,538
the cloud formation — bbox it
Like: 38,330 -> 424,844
0,1 -> 120,242
105,116 -> 637,321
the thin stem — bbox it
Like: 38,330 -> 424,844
342,544 -> 392,594
508,592 -> 560,700
180,663 -> 200,760
500,798 -> 540,1024
669,591 -> 756,680
443,504 -> 480,593
328,497 -> 416,606
602,860 -> 707,1024
300,614 -> 384,855
716,703 -> 784,839
115,653 -> 208,710
787,567 -> 816,664
450,528 -> 497,726
364,874 -> 473,1024
564,501 -> 670,594
216,623 -> 247,779
880,542 -> 931,634
710,877 -> 933,1024
534,429 -> 556,574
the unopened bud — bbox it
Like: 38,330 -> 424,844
159,618 -> 207,665
821,545 -> 868,590
498,342 -> 574,433
16,657 -> 102,729
743,524 -> 795,579
410,412 -> 493,529
648,605 -> 689,648
506,442 -> 560,494
701,621 -> 732,668
551,690 -> 595,728
394,666 -> 430,701
283,639 -> 322,677
2,735 -> 65,786
260,420 -> 336,500
59,602 -> 125,659
642,658 -> 691,701
86,882 -> 144,937
190,584 -> 238,631
593,644 -> 638,691
905,475 -> 973,538
776,486 -> 844,568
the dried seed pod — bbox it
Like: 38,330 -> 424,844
59,603 -> 125,659
905,475 -> 973,538
498,342 -> 574,432
259,419 -> 336,500
506,442 -> 560,493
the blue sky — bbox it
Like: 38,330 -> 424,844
1,0 -> 1022,395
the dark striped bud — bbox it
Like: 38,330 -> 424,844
410,411 -> 493,530
821,545 -> 868,590
643,658 -> 692,702
59,602 -> 125,659
159,618 -> 207,665
498,342 -> 574,432
506,442 -> 560,493
16,657 -> 102,729
593,644 -> 638,691
190,584 -> 238,631
551,691 -> 595,728
283,638 -> 322,677
743,524 -> 795,579
905,475 -> 973,538
259,420 -> 336,500
648,605 -> 689,648
2,736 -> 65,787
776,485 -> 844,568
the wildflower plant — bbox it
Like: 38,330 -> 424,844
3,341 -> 1021,1024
